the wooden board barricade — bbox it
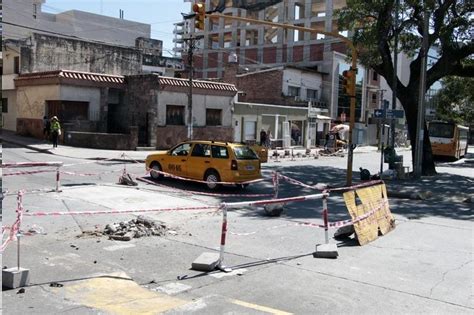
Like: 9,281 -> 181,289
343,183 -> 395,245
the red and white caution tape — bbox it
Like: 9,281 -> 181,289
137,177 -> 274,198
2,162 -> 63,169
229,199 -> 389,236
223,192 -> 328,209
277,174 -> 328,191
146,168 -> 265,186
1,191 -> 24,253
325,180 -> 385,193
60,169 -> 123,177
23,205 -> 220,217
3,169 -> 57,176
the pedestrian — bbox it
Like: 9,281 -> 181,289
50,116 -> 61,149
260,128 -> 267,146
43,115 -> 51,140
266,129 -> 272,148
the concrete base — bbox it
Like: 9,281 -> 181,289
192,252 -> 220,272
313,244 -> 339,259
2,267 -> 30,289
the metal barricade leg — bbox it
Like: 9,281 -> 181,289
56,167 -> 61,192
217,205 -> 232,272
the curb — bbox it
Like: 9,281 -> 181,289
2,138 -> 145,164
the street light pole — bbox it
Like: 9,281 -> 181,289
414,5 -> 429,178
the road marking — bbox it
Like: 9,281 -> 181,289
61,272 -> 186,314
231,299 -> 293,315
103,243 -> 136,251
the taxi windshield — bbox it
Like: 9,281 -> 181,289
233,146 -> 258,160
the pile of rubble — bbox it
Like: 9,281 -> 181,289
104,216 -> 168,241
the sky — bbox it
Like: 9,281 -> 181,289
43,0 -> 190,56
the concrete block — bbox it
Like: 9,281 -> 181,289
314,244 -> 339,259
192,252 -> 220,272
2,267 -> 30,289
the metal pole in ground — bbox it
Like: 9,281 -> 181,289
273,172 -> 279,199
16,191 -> 23,270
323,193 -> 329,244
217,205 -> 231,271
55,166 -> 61,192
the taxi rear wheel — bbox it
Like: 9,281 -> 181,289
204,170 -> 221,190
150,162 -> 163,180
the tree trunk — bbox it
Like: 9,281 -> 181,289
401,94 -> 437,176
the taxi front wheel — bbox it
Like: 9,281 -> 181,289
150,162 -> 163,180
205,170 -> 221,190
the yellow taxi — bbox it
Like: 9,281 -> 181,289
145,140 -> 262,189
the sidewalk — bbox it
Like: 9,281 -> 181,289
1,130 -> 383,162
1,130 -> 149,162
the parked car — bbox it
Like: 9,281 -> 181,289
145,141 -> 262,189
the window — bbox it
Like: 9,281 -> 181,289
211,146 -> 229,159
14,56 -> 20,74
372,71 -> 378,81
233,146 -> 258,160
166,105 -> 185,125
372,93 -> 377,103
170,143 -> 192,156
2,98 -> 8,113
191,143 -> 211,157
206,109 -> 222,126
288,86 -> 300,97
429,123 -> 454,138
306,89 -> 318,101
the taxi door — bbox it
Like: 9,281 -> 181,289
165,143 -> 190,177
187,143 -> 212,180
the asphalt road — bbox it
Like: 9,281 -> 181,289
2,145 -> 473,314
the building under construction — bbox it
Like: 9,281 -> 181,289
173,0 -> 400,146
174,0 -> 349,79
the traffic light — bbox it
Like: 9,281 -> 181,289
342,70 -> 355,96
193,2 -> 206,30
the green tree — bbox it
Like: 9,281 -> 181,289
434,76 -> 474,125
337,0 -> 473,175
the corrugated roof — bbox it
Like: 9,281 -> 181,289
158,76 -> 237,92
15,70 -> 125,84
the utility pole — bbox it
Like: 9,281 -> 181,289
390,0 -> 400,147
185,36 -> 197,140
414,5 -> 429,178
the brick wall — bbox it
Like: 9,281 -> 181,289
16,118 -> 43,139
64,127 -> 138,150
293,45 -> 304,62
237,70 -> 283,104
310,44 -> 324,61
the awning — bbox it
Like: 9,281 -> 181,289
315,114 -> 332,122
